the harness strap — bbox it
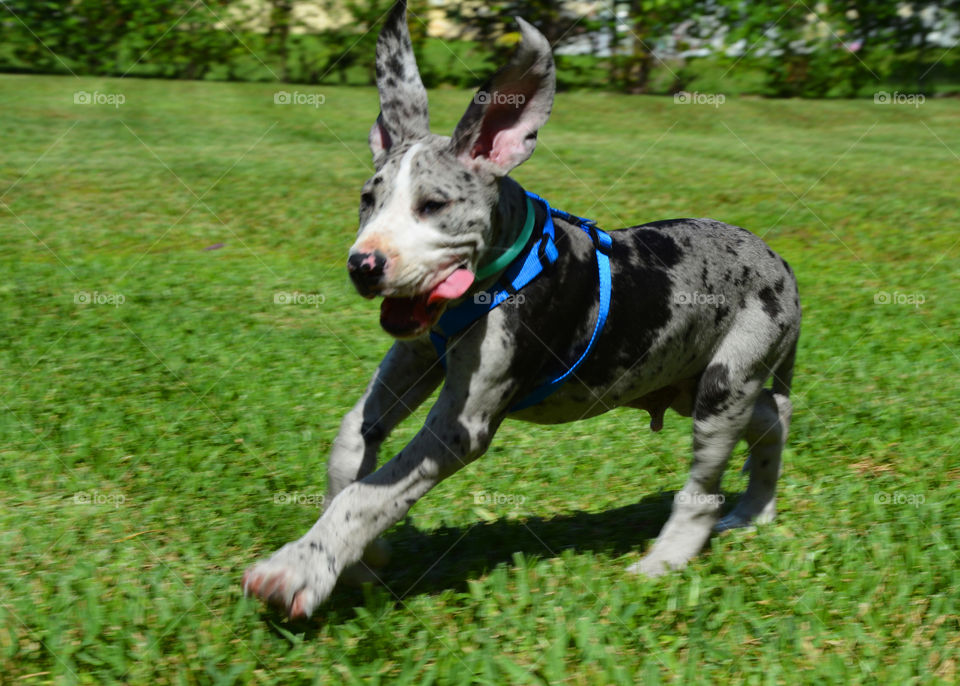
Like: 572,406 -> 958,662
430,191 -> 612,413
510,224 -> 611,412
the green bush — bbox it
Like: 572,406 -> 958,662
0,0 -> 956,96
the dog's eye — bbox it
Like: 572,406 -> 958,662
419,200 -> 448,216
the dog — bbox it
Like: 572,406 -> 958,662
243,0 -> 801,619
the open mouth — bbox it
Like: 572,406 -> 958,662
379,267 -> 475,338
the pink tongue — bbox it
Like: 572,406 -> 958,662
427,268 -> 475,304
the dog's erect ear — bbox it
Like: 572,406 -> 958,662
369,0 -> 430,165
449,17 -> 555,177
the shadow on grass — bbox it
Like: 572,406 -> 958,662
261,489 -> 744,635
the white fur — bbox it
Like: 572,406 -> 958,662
351,143 -> 458,295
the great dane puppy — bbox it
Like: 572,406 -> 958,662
244,0 -> 801,618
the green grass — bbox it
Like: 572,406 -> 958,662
1,73 -> 958,684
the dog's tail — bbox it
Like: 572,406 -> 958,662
771,337 -> 797,398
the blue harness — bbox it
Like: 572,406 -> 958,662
429,191 -> 613,412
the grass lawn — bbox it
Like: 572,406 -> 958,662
1,73 -> 958,684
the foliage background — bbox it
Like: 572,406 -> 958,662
1,1 -> 958,96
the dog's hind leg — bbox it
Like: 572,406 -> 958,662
715,340 -> 795,531
631,323 -> 775,576
714,389 -> 791,531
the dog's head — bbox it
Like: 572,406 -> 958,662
347,0 -> 555,339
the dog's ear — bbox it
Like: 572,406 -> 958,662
369,0 -> 430,165
449,17 -> 555,177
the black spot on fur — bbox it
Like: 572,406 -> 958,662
758,286 -> 782,319
627,230 -> 683,269
726,245 -> 738,256
695,363 -> 731,417
380,14 -> 403,41
774,277 -> 785,294
387,53 -> 405,78
713,304 -> 729,326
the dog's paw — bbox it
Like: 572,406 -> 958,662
242,541 -> 337,619
628,519 -> 711,578
714,498 -> 776,532
627,554 -> 688,578
713,511 -> 758,532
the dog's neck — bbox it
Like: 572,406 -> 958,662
485,177 -> 535,273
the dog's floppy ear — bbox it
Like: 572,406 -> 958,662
449,17 -> 555,177
369,0 -> 430,166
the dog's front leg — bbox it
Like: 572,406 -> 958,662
325,339 -> 443,582
243,365 -> 506,618
327,339 -> 443,499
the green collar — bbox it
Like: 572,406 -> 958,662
475,196 -> 535,281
